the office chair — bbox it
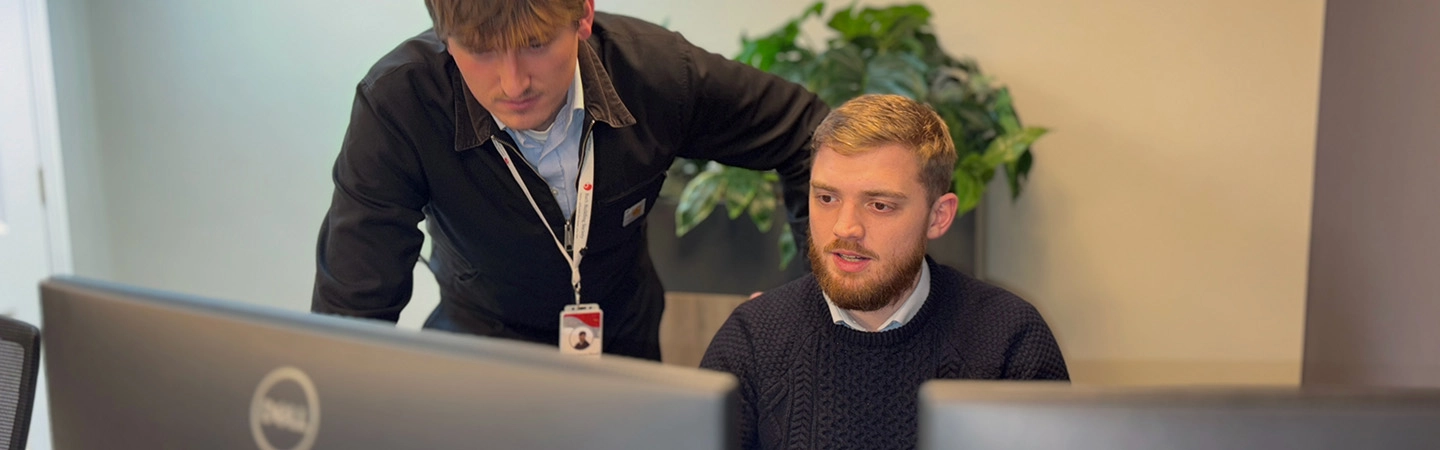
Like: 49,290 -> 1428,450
0,316 -> 40,450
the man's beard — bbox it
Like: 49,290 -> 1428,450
808,234 -> 926,312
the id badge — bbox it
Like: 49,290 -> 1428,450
560,303 -> 602,356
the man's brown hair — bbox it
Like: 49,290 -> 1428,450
812,94 -> 957,201
424,0 -> 588,52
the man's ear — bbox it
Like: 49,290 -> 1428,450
927,193 -> 959,240
576,0 -> 596,40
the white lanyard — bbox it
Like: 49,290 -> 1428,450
495,135 -> 595,305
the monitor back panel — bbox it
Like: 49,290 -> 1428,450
42,278 -> 737,450
920,382 -> 1440,450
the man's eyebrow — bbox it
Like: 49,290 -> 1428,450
810,182 -> 908,200
862,189 -> 908,200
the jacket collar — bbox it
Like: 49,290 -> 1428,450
452,40 -> 636,152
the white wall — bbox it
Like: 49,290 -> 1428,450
52,0 -> 439,321
48,0 -> 111,279
51,0 -> 1324,384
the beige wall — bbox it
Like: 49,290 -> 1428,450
967,0 -> 1323,385
606,0 -> 1325,385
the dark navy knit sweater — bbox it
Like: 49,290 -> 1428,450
699,258 -> 1069,450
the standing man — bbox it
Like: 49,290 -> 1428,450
701,94 -> 1068,449
312,0 -> 827,361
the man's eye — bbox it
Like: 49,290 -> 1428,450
817,194 -> 835,203
871,202 -> 892,212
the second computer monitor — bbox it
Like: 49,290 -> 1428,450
919,380 -> 1440,450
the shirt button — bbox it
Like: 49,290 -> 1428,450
551,188 -> 559,195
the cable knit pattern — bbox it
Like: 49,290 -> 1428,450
700,258 -> 1069,450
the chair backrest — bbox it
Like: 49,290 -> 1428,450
659,292 -> 751,367
0,317 -> 40,450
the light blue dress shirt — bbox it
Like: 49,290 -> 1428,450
493,64 -> 587,219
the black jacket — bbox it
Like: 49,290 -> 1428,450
312,13 -> 828,360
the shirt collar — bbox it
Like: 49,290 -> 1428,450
824,261 -> 931,332
452,39 -> 634,152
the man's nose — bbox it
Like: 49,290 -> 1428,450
832,203 -> 865,240
497,51 -> 529,98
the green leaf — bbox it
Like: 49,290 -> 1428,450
676,169 -> 726,236
928,67 -> 970,104
931,102 -> 972,159
958,152 -> 987,174
966,73 -> 996,102
865,52 -> 929,99
915,32 -> 961,69
723,168 -> 762,220
994,87 -> 1021,134
747,187 -> 777,233
953,159 -> 986,216
734,2 -> 821,70
981,126 -> 1048,168
802,1 -> 826,20
957,107 -> 997,148
1005,149 -> 1034,200
826,3 -> 867,40
868,5 -> 931,51
735,38 -> 767,70
861,5 -> 929,36
778,223 -> 797,270
812,44 -> 867,105
768,47 -> 817,85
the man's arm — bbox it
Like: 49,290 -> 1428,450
312,83 -> 429,322
675,40 -> 830,253
700,313 -> 761,449
1001,316 -> 1070,381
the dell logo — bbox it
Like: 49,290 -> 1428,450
250,366 -> 321,450
258,397 -> 310,433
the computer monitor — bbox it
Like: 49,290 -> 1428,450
40,276 -> 737,450
919,381 -> 1440,449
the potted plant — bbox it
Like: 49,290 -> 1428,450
653,2 -> 1047,292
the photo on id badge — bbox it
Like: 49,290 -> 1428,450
560,304 -> 602,356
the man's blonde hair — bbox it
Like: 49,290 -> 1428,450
425,0 -> 587,52
812,94 -> 957,201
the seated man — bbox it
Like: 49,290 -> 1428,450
700,94 -> 1069,450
